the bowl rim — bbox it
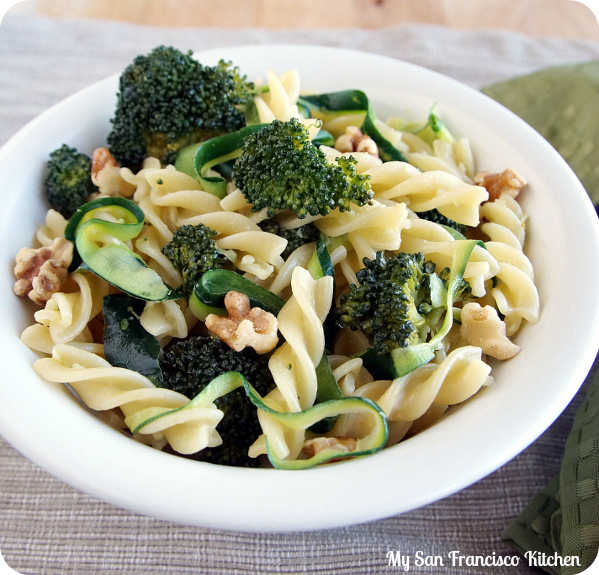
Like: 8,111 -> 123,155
1,44 -> 599,532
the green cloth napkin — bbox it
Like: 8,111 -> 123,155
483,62 -> 599,574
483,61 -> 599,208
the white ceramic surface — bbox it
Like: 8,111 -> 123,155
1,45 -> 599,532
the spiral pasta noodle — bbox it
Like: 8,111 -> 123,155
139,299 -> 192,342
406,139 -> 475,183
254,70 -> 321,140
220,187 -> 270,224
21,273 -> 110,354
134,225 -> 182,287
250,267 -> 333,461
332,346 -> 492,442
328,355 -> 372,397
35,209 -> 69,247
366,165 -> 488,226
480,195 -> 539,334
269,266 -> 334,413
254,70 -> 301,123
316,200 -> 409,264
33,344 -> 225,454
480,194 -> 526,249
121,157 -> 162,202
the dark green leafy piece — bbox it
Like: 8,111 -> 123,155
103,294 -> 163,387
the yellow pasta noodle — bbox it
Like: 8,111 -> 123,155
21,273 -> 110,354
33,344 -> 224,454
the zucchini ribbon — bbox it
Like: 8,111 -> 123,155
65,197 -> 177,301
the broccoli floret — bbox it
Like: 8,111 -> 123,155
162,224 -> 229,298
417,209 -> 467,235
258,219 -> 320,260
160,336 -> 275,467
336,251 -> 438,355
232,118 -> 373,218
45,144 -> 96,218
107,46 -> 254,167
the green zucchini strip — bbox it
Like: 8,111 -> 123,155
307,233 -> 335,283
65,197 -> 176,301
176,124 -> 267,198
126,370 -> 246,434
190,269 -> 285,318
126,371 -> 388,470
389,105 -> 456,146
298,91 -> 408,163
255,394 -> 389,470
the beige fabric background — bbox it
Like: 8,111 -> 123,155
1,13 -> 599,575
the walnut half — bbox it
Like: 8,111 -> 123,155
474,168 -> 527,201
91,147 -> 134,197
205,291 -> 279,354
334,126 -> 379,157
13,237 -> 73,305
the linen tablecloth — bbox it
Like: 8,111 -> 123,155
1,13 -> 599,575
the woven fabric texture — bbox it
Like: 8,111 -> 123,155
561,361 -> 599,573
2,12 -> 599,575
482,62 -> 599,207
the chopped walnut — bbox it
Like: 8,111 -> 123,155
473,169 -> 527,201
205,291 -> 278,354
302,436 -> 357,458
91,147 -> 135,197
13,237 -> 73,305
460,302 -> 520,360
335,126 -> 379,157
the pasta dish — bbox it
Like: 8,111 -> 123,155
12,46 -> 540,469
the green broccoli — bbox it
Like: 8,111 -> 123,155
162,223 -> 229,298
417,209 -> 467,236
160,336 -> 275,467
45,144 -> 96,218
232,118 -> 373,218
107,46 -> 254,167
258,219 -> 320,260
336,251 -> 438,355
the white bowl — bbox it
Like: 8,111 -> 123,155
1,45 -> 598,532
